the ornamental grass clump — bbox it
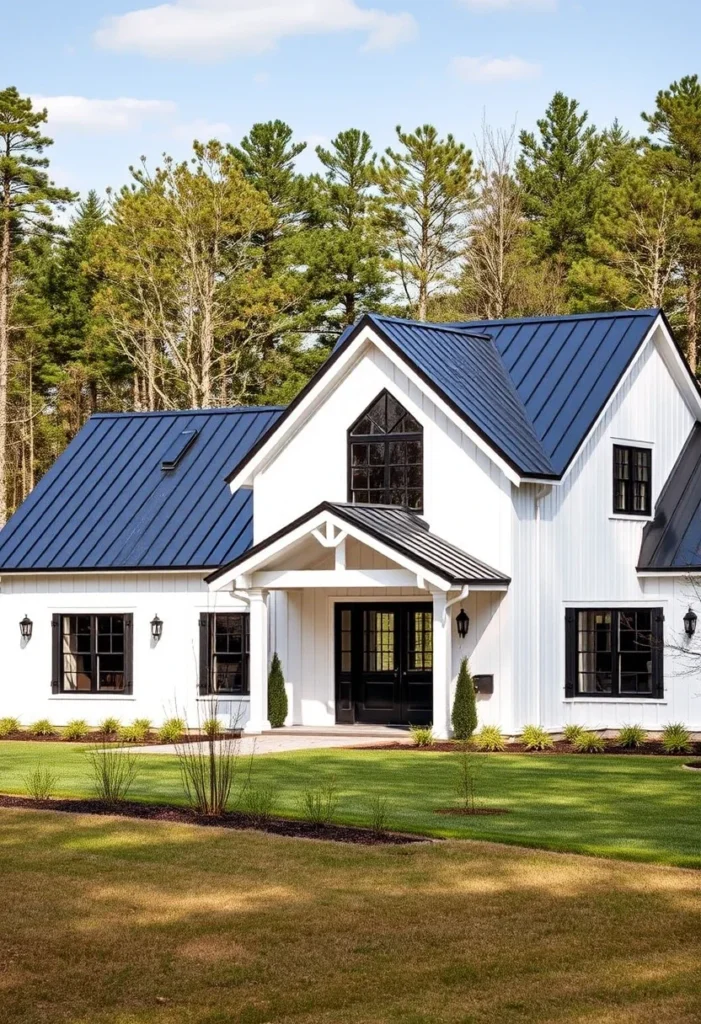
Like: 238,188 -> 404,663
521,725 -> 554,751
158,717 -> 186,744
202,717 -> 221,739
452,658 -> 478,741
175,706 -> 240,816
0,717 -> 21,737
661,722 -> 692,754
563,723 -> 585,744
300,777 -> 339,826
29,718 -> 55,737
98,716 -> 121,736
367,794 -> 390,833
23,767 -> 58,801
240,784 -> 277,824
473,725 -> 506,752
410,724 -> 435,748
618,724 -> 647,749
118,719 -> 150,743
573,731 -> 607,753
63,719 -> 90,741
268,652 -> 288,728
87,744 -> 140,804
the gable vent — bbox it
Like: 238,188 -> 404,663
161,429 -> 199,471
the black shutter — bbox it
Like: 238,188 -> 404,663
565,608 -> 577,698
123,614 -> 134,695
51,614 -> 61,694
199,614 -> 211,696
651,608 -> 664,699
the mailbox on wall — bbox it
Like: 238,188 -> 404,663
473,674 -> 494,696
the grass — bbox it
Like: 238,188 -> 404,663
1,808 -> 701,1023
1,742 -> 700,867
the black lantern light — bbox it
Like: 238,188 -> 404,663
456,608 -> 470,639
684,606 -> 697,639
19,614 -> 33,641
150,613 -> 163,642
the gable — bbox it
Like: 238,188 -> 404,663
0,406 -> 282,572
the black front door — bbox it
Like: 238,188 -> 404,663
335,603 -> 433,726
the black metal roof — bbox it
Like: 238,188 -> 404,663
638,423 -> 701,572
0,406 -> 283,572
206,501 -> 511,588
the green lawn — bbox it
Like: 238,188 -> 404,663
1,741 -> 700,867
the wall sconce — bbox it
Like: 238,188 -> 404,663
456,608 -> 470,639
684,606 -> 697,639
150,614 -> 163,642
19,614 -> 33,641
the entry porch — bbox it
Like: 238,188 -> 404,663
206,503 -> 510,739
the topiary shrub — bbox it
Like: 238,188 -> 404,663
573,731 -> 607,753
30,718 -> 55,737
563,723 -> 585,744
661,722 -> 692,754
158,717 -> 186,744
452,658 -> 478,741
473,725 -> 506,752
521,725 -> 554,751
63,719 -> 90,740
268,652 -> 288,729
0,717 -> 21,737
618,724 -> 647,749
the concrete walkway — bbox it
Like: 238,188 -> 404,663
129,725 -> 412,756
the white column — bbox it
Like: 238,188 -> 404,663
432,592 -> 452,739
245,588 -> 271,735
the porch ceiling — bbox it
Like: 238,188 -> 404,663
206,501 -> 511,592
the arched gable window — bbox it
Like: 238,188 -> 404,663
348,390 -> 423,511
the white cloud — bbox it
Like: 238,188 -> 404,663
172,118 -> 232,141
94,0 -> 417,60
450,55 -> 541,83
458,0 -> 556,10
33,95 -> 176,132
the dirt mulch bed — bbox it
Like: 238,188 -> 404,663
435,807 -> 510,817
682,761 -> 701,770
0,732 -> 239,745
359,740 -> 701,756
0,794 -> 429,846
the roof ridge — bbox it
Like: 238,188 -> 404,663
91,405 -> 286,420
369,313 -> 493,339
450,308 -> 661,329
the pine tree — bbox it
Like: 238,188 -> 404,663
267,652 -> 288,729
452,657 -> 478,741
0,87 -> 74,524
374,125 -> 476,319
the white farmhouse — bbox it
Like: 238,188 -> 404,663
1,309 -> 700,737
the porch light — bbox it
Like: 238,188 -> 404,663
456,609 -> 470,639
19,614 -> 33,641
684,606 -> 697,639
151,614 -> 163,642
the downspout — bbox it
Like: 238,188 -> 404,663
445,584 -> 470,620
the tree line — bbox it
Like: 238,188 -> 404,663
2,75 -> 701,523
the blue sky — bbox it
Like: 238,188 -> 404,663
6,0 -> 701,200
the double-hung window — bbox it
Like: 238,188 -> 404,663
199,613 -> 250,695
51,614 -> 133,694
565,607 -> 663,698
613,445 -> 651,516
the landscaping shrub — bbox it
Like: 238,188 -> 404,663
158,717 -> 186,744
98,716 -> 121,736
0,717 -> 21,737
23,767 -> 58,801
202,717 -> 221,739
87,744 -> 140,803
618,724 -> 647,749
175,709 -> 240,815
300,778 -> 339,825
521,725 -> 554,751
367,794 -> 390,833
132,718 -> 152,739
410,724 -> 435,747
240,784 -> 276,823
118,720 -> 150,743
452,658 -> 478,741
455,741 -> 479,812
268,652 -> 288,728
473,725 -> 506,752
661,722 -> 692,754
563,723 -> 585,744
29,718 -> 55,737
63,719 -> 89,740
573,731 -> 607,753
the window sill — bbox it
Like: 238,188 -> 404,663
49,695 -> 136,700
609,513 -> 653,522
564,698 -> 667,705
196,695 -> 250,701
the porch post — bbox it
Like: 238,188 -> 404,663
432,592 -> 451,740
244,588 -> 270,735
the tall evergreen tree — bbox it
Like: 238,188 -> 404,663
374,125 -> 476,319
0,87 -> 74,524
517,93 -> 601,271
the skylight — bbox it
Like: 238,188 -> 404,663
161,429 -> 199,471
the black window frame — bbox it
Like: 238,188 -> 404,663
347,389 -> 424,512
51,613 -> 133,695
565,607 -> 664,699
199,613 -> 250,696
613,444 -> 652,516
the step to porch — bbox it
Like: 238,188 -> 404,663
262,725 -> 411,739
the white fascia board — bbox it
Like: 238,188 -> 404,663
637,570 -> 701,578
227,325 -> 522,492
208,508 -> 451,592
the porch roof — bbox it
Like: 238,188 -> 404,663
206,502 -> 511,589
